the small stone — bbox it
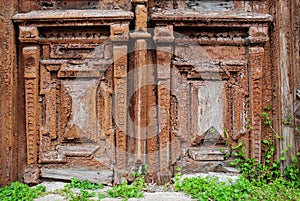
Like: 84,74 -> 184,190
222,166 -> 240,173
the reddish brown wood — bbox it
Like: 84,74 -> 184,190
1,0 -> 299,186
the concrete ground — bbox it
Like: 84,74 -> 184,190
33,181 -> 193,201
33,172 -> 240,201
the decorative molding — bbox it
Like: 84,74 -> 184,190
153,25 -> 174,43
249,47 -> 264,162
110,24 -> 130,41
151,11 -> 272,27
13,10 -> 134,24
23,46 -> 39,167
249,26 -> 269,44
19,26 -> 39,43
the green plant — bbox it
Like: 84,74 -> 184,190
0,181 -> 46,201
262,139 -> 275,163
284,156 -> 300,183
264,104 -> 272,111
107,167 -> 148,201
54,178 -> 104,201
230,141 -> 283,185
261,111 -> 282,139
107,180 -> 144,201
70,178 -> 104,190
175,175 -> 300,201
262,112 -> 271,126
55,184 -> 96,201
98,193 -> 107,200
282,115 -> 292,125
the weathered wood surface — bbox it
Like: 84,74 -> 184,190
19,0 -> 132,13
41,168 -> 113,184
0,0 -> 21,187
271,0 -> 299,169
1,0 -> 299,186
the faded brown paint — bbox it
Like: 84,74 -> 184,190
271,0 -> 300,169
0,0 -> 21,187
0,0 -> 299,186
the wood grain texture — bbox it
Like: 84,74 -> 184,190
0,0 -> 20,187
1,0 -> 299,186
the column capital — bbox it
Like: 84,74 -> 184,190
248,26 -> 269,44
19,26 -> 39,43
131,0 -> 148,5
153,25 -> 175,43
110,24 -> 130,42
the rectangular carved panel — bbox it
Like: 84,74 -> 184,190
23,46 -> 40,166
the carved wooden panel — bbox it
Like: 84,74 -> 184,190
19,0 -> 132,12
12,1 -> 275,185
1,0 -> 299,188
153,0 -> 268,13
14,10 -> 132,184
38,38 -> 115,169
152,10 -> 271,168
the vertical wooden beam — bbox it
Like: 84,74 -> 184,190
22,45 -> 40,184
134,39 -> 148,164
0,0 -> 19,187
157,46 -> 172,184
154,25 -> 174,184
292,0 -> 300,154
273,0 -> 296,168
111,23 -> 129,184
113,45 -> 128,183
248,25 -> 270,162
249,47 -> 264,162
145,57 -> 159,182
130,0 -> 151,177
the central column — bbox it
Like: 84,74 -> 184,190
130,0 -> 151,169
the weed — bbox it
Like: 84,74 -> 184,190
282,115 -> 292,125
284,156 -> 300,183
175,175 -> 300,201
0,181 -> 46,201
262,112 -> 271,126
54,178 -> 104,201
70,178 -> 104,190
174,138 -> 300,201
107,167 -> 148,201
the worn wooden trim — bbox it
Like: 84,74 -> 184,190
151,11 -> 272,25
13,10 -> 134,22
0,0 -> 19,187
40,168 -> 113,184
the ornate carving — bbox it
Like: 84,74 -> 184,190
175,27 -> 248,45
135,4 -> 147,32
153,25 -> 174,43
110,24 -> 130,41
50,43 -> 112,59
156,45 -> 171,178
186,0 -> 234,11
62,79 -> 99,142
23,166 -> 40,185
172,45 -> 247,156
23,46 -> 39,167
249,47 -> 264,162
19,26 -> 39,43
23,46 -> 39,79
249,26 -> 269,43
113,44 -> 128,178
40,26 -> 110,41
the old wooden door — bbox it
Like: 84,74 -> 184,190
14,10 -> 133,184
13,0 -> 275,185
